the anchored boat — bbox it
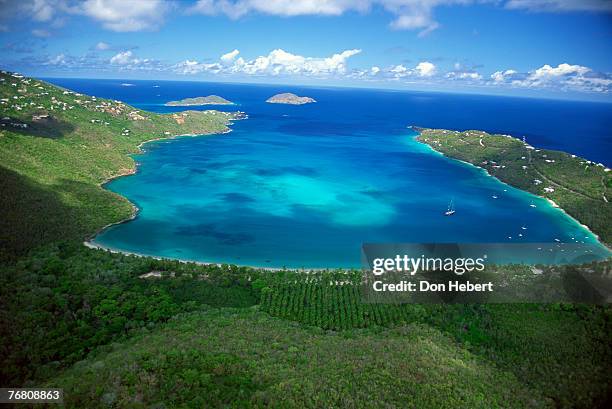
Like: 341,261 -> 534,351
444,199 -> 456,216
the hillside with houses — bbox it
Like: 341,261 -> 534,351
0,70 -> 243,259
417,128 -> 611,244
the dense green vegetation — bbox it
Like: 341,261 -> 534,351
257,267 -> 603,328
45,308 -> 546,408
259,270 -> 425,330
1,244 -> 609,407
0,243 -> 261,385
259,270 -> 611,407
0,70 -> 238,260
417,128 -> 612,243
0,72 -> 610,408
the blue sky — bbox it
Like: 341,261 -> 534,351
1,0 -> 611,100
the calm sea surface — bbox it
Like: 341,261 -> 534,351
48,78 -> 612,267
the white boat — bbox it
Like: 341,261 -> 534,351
444,199 -> 455,216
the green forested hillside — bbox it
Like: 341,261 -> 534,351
45,308 -> 547,409
1,244 -> 609,408
0,70 -> 237,260
259,269 -> 611,407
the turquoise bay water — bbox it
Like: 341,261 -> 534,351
47,79 -> 610,268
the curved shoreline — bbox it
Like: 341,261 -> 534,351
411,131 -> 608,250
83,112 -> 332,271
84,121 -> 238,250
83,240 -> 346,272
86,126 -> 609,269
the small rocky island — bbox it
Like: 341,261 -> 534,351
165,95 -> 234,106
266,93 -> 316,105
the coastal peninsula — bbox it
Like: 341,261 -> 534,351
416,127 -> 611,243
0,70 -> 243,257
165,95 -> 234,106
266,93 -> 316,105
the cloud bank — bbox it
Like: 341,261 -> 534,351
34,44 -> 611,95
175,48 -> 363,77
490,63 -> 612,93
12,0 -> 612,35
13,0 -> 170,32
189,0 -> 612,36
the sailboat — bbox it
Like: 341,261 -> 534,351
444,199 -> 456,216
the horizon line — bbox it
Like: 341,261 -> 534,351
34,73 -> 612,105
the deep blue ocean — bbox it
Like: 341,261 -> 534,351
48,78 -> 612,268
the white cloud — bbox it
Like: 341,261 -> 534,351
13,0 -> 169,32
383,1 -> 447,36
188,1 -> 612,37
30,0 -> 56,21
507,63 -> 592,88
177,48 -> 363,77
190,1 -> 478,35
489,63 -> 611,93
190,0 -> 370,19
110,51 -> 134,65
531,63 -> 591,79
14,0 -> 612,37
491,69 -> 517,83
220,49 -> 240,64
109,50 -> 158,68
46,53 -> 66,65
389,64 -> 409,77
414,61 -> 436,77
174,60 -> 203,74
390,14 -> 434,30
388,61 -> 437,78
446,71 -> 482,80
374,60 -> 609,94
174,60 -> 223,74
192,1 -> 612,37
78,0 -> 169,32
95,41 -> 110,50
